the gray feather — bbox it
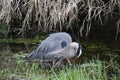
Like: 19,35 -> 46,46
28,32 -> 72,61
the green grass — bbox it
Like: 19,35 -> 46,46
0,52 -> 120,80
0,38 -> 46,44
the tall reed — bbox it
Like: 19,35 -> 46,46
0,0 -> 120,37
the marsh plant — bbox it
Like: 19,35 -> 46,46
0,51 -> 119,80
0,0 -> 120,37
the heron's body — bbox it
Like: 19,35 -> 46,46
29,32 -> 82,67
44,42 -> 82,67
29,32 -> 72,61
45,43 -> 77,60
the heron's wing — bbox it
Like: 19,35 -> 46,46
29,32 -> 72,60
44,47 -> 68,61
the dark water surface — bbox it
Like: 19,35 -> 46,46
0,38 -> 120,70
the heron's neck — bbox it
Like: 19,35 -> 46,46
76,44 -> 81,57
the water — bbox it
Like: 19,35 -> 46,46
0,38 -> 120,69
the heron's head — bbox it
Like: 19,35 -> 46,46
70,42 -> 82,57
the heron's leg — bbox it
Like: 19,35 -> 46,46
73,57 -> 78,64
54,57 -> 64,67
52,59 -> 56,67
67,58 -> 72,66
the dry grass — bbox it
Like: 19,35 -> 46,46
0,0 -> 120,37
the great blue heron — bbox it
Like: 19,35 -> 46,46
44,42 -> 82,67
28,32 -> 82,67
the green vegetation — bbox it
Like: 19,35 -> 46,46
0,38 -> 45,44
0,51 -> 119,80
